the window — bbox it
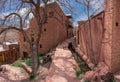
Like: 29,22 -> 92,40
23,52 -> 28,58
49,11 -> 54,17
116,22 -> 119,26
31,37 -> 34,42
44,28 -> 46,32
23,36 -> 26,42
40,44 -> 42,48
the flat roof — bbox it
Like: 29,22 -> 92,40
3,42 -> 18,45
66,14 -> 72,18
0,46 -> 4,52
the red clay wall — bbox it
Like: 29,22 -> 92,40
111,0 -> 120,72
77,12 -> 104,64
19,2 -> 68,56
77,0 -> 120,73
103,0 -> 113,72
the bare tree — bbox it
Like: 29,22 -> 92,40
0,0 -> 73,77
0,0 -> 47,76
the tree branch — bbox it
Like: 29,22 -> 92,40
0,26 -> 22,35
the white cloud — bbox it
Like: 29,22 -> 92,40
73,0 -> 104,26
73,14 -> 87,27
18,8 -> 34,19
0,8 -> 34,25
90,0 -> 104,14
19,8 -> 29,16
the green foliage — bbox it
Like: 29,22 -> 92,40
76,68 -> 85,77
11,54 -> 44,67
29,73 -> 35,80
11,58 -> 24,67
73,53 -> 78,59
38,54 -> 43,60
24,58 -> 32,67
112,79 -> 116,82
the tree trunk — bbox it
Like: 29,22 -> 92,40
31,44 -> 39,75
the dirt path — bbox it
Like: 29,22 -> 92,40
46,38 -> 79,82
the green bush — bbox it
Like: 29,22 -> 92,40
29,73 -> 35,80
24,58 -> 32,67
38,54 -> 44,60
11,54 -> 44,67
11,58 -> 24,67
76,68 -> 85,77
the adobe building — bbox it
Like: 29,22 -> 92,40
66,14 -> 73,38
76,0 -> 120,73
19,2 -> 73,57
0,42 -> 19,62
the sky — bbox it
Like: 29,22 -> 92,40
0,0 -> 104,27
62,0 -> 104,26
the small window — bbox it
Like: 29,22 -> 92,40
23,52 -> 28,58
44,28 -> 46,32
116,22 -> 119,26
23,36 -> 26,42
31,37 -> 34,42
40,44 -> 42,48
49,11 -> 54,17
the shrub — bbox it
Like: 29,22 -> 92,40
76,68 -> 85,77
29,73 -> 35,80
12,54 -> 44,67
11,58 -> 24,67
24,58 -> 32,67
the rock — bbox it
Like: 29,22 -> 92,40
51,75 -> 68,82
99,65 -> 109,75
82,55 -> 87,62
35,66 -> 49,82
0,66 -> 6,73
86,59 -> 90,63
21,62 -> 32,74
78,74 -> 85,80
84,71 -> 95,81
88,63 -> 95,69
78,78 -> 89,82
43,54 -> 52,64
0,77 -> 7,82
0,64 -> 29,81
46,76 -> 52,82
100,72 -> 114,82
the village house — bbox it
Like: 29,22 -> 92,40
66,14 -> 73,38
0,42 -> 20,62
76,0 -> 120,74
0,25 -> 20,62
19,2 -> 73,57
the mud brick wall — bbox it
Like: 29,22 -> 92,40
77,0 -> 120,73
